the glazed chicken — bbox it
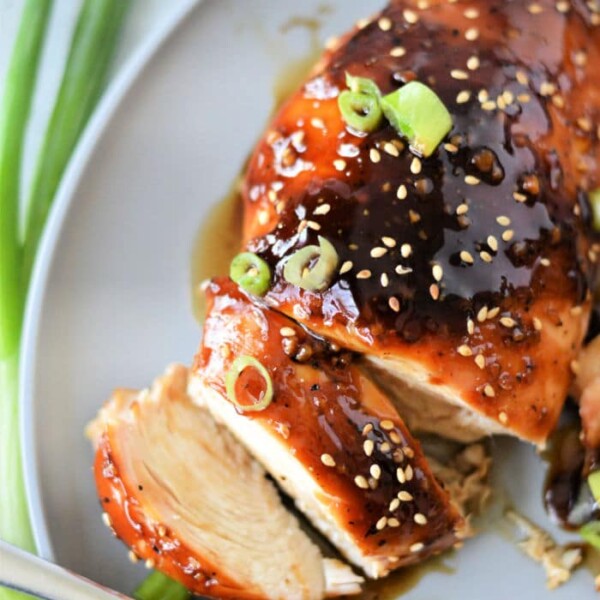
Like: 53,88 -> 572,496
242,0 -> 600,445
192,278 -> 466,579
87,365 -> 364,599
89,0 -> 600,596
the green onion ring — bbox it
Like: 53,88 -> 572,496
580,521 -> 600,550
283,236 -> 339,292
225,355 -> 273,412
590,188 -> 600,232
230,252 -> 271,297
380,81 -> 452,157
338,72 -> 383,133
589,471 -> 600,502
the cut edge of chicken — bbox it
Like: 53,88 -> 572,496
364,356 -> 509,444
86,364 -> 364,600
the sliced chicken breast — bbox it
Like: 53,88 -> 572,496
192,278 -> 466,579
87,364 -> 363,599
238,0 -> 600,445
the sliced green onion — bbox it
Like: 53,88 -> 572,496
345,72 -> 381,98
230,252 -> 271,296
589,471 -> 600,502
590,188 -> 600,232
580,521 -> 600,550
338,73 -> 383,133
134,571 -> 190,600
380,81 -> 452,157
283,236 -> 339,292
225,356 -> 274,412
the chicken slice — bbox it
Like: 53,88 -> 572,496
191,278 -> 467,579
239,0 -> 600,445
87,364 -> 363,599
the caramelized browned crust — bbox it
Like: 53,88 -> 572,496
240,0 -> 600,444
194,278 -> 465,576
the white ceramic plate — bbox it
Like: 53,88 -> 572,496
21,1 -> 596,598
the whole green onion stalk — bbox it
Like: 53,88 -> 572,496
0,0 -> 127,598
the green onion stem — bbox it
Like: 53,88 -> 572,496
23,0 -> 129,288
134,572 -> 191,600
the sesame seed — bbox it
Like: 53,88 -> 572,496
378,17 -> 393,30
503,90 -> 515,105
128,551 -> 139,563
499,411 -> 509,424
280,327 -> 296,337
430,284 -> 440,300
311,117 -> 325,129
395,265 -> 413,275
458,344 -> 473,357
475,354 -> 486,369
362,423 -> 374,435
383,142 -> 400,157
403,9 -> 419,24
478,89 -> 490,102
518,93 -> 531,103
467,56 -> 480,70
481,100 -> 497,111
487,235 -> 499,252
388,518 -> 401,528
465,175 -> 481,185
540,258 -> 551,267
405,464 -> 414,481
460,250 -> 474,264
487,307 -> 500,319
414,513 -> 428,525
382,236 -> 396,248
390,46 -> 407,57
451,69 -> 469,80
380,442 -> 392,453
410,157 -> 422,174
528,3 -> 543,14
477,306 -> 488,322
540,81 -> 556,96
556,1 -> 569,12
370,465 -> 382,480
390,431 -> 401,444
371,247 -> 388,258
370,148 -> 381,163
354,475 -> 369,489
502,229 -> 515,242
533,317 -> 543,331
500,317 -> 516,328
397,184 -> 408,200
339,260 -> 353,275
516,70 -> 529,86
457,90 -> 472,104
381,273 -> 389,287
306,220 -> 321,231
464,7 -> 480,18
389,297 -> 401,312
401,244 -> 413,258
497,215 -> 511,226
397,467 -> 406,483
145,559 -> 155,570
456,203 -> 469,215
398,491 -> 414,501
466,320 -> 474,337
102,512 -> 112,528
410,542 -> 425,553
363,440 -> 374,457
376,516 -> 388,530
465,27 -> 480,41
483,384 -> 496,398
356,269 -> 372,279
432,264 -> 443,282
574,51 -> 587,67
445,143 -> 459,153
321,453 -> 336,467
381,419 -> 394,431
404,447 -> 414,458
333,159 -> 346,171
480,251 -> 493,263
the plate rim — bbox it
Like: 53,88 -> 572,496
19,0 -> 203,562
